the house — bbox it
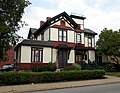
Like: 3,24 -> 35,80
0,47 -> 15,67
15,12 -> 97,70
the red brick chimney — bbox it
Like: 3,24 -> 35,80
40,21 -> 45,27
46,17 -> 51,21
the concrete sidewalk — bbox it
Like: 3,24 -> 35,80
0,76 -> 120,93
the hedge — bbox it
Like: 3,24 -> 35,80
0,70 -> 105,86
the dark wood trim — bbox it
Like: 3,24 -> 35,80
58,28 -> 67,42
52,25 -> 74,31
31,47 -> 43,63
49,26 -> 51,41
88,37 -> 92,47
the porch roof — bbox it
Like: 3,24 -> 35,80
15,39 -> 53,50
56,44 -> 72,49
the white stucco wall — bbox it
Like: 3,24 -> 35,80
50,28 -> 58,41
68,50 -> 75,63
89,50 -> 95,62
92,37 -> 95,47
54,21 -> 60,25
17,47 -> 21,63
68,30 -> 74,43
21,46 -> 31,63
37,35 -> 41,41
85,37 -> 88,47
43,47 -> 51,63
72,18 -> 83,24
52,49 -> 57,63
81,24 -> 84,30
81,33 -> 84,44
44,28 -> 49,41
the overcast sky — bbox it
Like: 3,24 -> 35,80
18,0 -> 120,40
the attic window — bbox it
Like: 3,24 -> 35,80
61,20 -> 65,26
77,24 -> 81,29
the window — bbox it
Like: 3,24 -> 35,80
88,37 -> 92,47
76,33 -> 81,43
77,24 -> 81,29
61,20 -> 65,26
31,48 -> 43,62
58,29 -> 67,42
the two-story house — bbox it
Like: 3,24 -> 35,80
15,12 -> 97,69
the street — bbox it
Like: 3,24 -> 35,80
27,83 -> 120,93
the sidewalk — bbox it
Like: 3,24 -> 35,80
0,76 -> 120,93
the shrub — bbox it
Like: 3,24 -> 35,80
79,61 -> 93,70
31,63 -> 56,72
102,63 -> 116,72
0,70 -> 105,86
63,63 -> 81,71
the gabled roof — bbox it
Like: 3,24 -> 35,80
34,11 -> 78,36
27,28 -> 37,39
84,28 -> 97,35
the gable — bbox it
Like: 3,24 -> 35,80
28,28 -> 37,39
51,18 -> 75,30
34,12 -> 78,36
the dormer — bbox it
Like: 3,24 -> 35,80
27,28 -> 37,39
70,14 -> 86,30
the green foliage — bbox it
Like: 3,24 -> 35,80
0,0 -> 30,61
96,28 -> 120,64
106,72 -> 120,77
63,63 -> 81,71
80,61 -> 93,70
0,70 -> 105,86
31,63 -> 56,72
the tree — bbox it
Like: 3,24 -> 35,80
0,0 -> 30,61
96,28 -> 120,64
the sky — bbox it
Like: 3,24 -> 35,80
18,0 -> 120,40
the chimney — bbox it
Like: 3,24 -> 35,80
40,21 -> 45,27
46,17 -> 51,21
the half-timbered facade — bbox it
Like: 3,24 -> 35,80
15,12 -> 97,69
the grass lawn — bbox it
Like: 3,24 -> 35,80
106,72 -> 120,77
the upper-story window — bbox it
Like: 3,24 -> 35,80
37,35 -> 41,40
59,29 -> 67,42
77,24 -> 81,29
76,33 -> 81,43
61,20 -> 65,26
88,37 -> 92,47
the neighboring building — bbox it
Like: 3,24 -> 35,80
98,55 -> 120,64
15,12 -> 97,69
0,47 -> 15,67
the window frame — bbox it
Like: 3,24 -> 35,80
60,20 -> 65,26
76,33 -> 81,43
88,37 -> 92,47
31,48 -> 43,62
58,29 -> 67,42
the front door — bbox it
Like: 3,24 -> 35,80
58,49 -> 67,68
76,54 -> 82,64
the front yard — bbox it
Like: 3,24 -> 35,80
106,72 -> 120,77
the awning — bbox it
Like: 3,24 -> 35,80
75,46 -> 86,50
56,44 -> 72,49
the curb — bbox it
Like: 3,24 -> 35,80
24,81 -> 120,93
0,76 -> 120,93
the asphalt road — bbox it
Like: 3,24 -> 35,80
27,83 -> 120,93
